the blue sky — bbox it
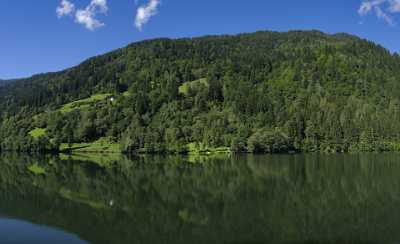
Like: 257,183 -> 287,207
1,0 -> 400,79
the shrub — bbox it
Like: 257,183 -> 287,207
247,128 -> 293,153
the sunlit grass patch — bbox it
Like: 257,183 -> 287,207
179,78 -> 208,95
59,93 -> 113,113
28,128 -> 47,139
60,137 -> 121,153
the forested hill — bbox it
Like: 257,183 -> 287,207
0,79 -> 8,87
2,30 -> 400,154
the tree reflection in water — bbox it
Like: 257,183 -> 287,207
0,153 -> 399,244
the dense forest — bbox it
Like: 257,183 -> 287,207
0,79 -> 9,87
1,30 -> 400,154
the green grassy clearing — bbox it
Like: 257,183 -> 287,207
59,93 -> 113,113
122,91 -> 131,97
60,137 -> 121,153
179,78 -> 208,95
60,142 -> 121,153
28,128 -> 47,139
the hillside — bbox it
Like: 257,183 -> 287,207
1,30 -> 400,153
0,79 -> 10,87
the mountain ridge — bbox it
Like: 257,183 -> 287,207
0,30 -> 369,83
1,29 -> 400,154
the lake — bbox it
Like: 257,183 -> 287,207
1,153 -> 400,244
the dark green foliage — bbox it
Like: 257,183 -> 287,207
1,30 -> 400,153
4,154 -> 400,243
247,128 -> 293,153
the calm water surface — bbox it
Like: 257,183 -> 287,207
0,153 -> 400,244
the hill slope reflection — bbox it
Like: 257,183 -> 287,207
0,154 -> 399,243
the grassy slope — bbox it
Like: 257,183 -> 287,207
179,78 -> 208,95
36,91 -> 231,155
28,128 -> 47,139
59,94 -> 120,153
28,93 -> 121,154
60,138 -> 121,153
59,93 -> 113,113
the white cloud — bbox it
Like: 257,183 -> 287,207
135,0 -> 161,31
375,5 -> 394,24
75,9 -> 104,31
89,0 -> 108,13
75,0 -> 108,31
57,0 -> 161,32
358,0 -> 400,25
359,1 -> 373,15
389,0 -> 400,12
56,0 -> 75,18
